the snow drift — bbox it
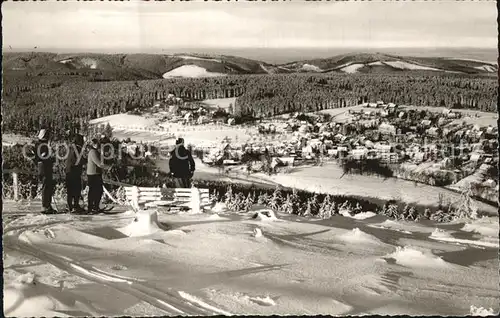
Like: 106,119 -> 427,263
252,209 -> 279,221
385,246 -> 450,268
4,272 -> 99,317
461,218 -> 499,237
337,228 -> 382,244
430,228 -> 454,240
350,212 -> 377,220
253,228 -> 263,238
430,226 -> 499,248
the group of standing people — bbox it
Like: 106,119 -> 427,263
34,129 -> 110,214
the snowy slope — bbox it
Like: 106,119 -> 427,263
340,63 -> 365,73
383,61 -> 441,71
3,206 -> 499,316
162,65 -> 227,78
301,64 -> 323,72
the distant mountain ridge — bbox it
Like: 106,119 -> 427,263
2,51 -> 497,80
280,52 -> 498,75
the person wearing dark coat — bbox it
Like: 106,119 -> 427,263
65,134 -> 85,212
34,129 -> 56,213
169,138 -> 195,188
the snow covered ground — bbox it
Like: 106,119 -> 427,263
301,64 -> 322,72
384,61 -> 442,71
199,98 -> 237,111
99,121 -> 257,148
3,203 -> 499,316
89,114 -> 159,129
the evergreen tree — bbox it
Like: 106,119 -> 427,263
257,192 -> 270,205
423,208 -> 431,219
103,123 -> 113,139
243,192 -> 254,212
269,187 -> 283,211
339,200 -> 352,215
303,198 -> 313,217
353,202 -> 363,215
386,204 -> 399,219
282,188 -> 300,215
455,185 -> 479,219
308,193 -> 320,216
402,204 -> 411,220
282,194 -> 295,214
233,192 -> 246,211
329,200 -> 338,216
408,206 -> 419,221
319,194 -> 333,219
224,185 -> 234,206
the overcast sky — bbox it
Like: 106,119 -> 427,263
2,1 -> 496,52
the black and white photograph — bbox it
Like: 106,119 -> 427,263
2,0 -> 499,316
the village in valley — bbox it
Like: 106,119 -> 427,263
98,92 -> 498,206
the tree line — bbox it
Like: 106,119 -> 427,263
2,72 -> 496,139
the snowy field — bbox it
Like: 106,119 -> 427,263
94,115 -> 259,147
195,161 -> 498,216
3,203 -> 499,316
113,127 -> 257,148
199,98 -> 237,111
162,65 -> 226,78
341,64 -> 365,73
2,133 -> 32,146
89,114 -> 159,129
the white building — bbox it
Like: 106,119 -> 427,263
374,143 -> 392,153
470,152 -> 482,162
302,145 -> 314,157
421,120 -> 432,128
426,127 -> 439,137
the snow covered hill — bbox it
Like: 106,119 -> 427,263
282,53 -> 498,75
4,52 -> 496,80
3,204 -> 499,316
162,65 -> 227,78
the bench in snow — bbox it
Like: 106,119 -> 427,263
124,186 -> 212,213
